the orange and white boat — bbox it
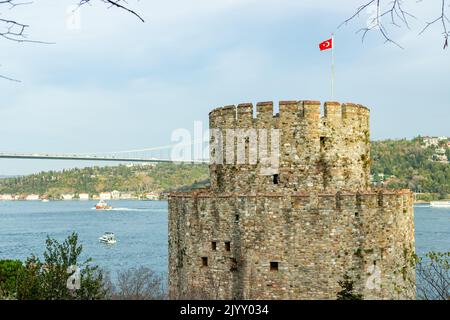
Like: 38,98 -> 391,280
95,199 -> 113,210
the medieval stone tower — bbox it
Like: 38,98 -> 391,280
168,100 -> 415,300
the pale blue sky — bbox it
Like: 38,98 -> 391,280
0,0 -> 449,175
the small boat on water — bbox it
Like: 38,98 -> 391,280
99,232 -> 117,244
430,201 -> 450,208
42,199 -> 50,203
95,199 -> 113,210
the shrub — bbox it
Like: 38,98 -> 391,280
0,259 -> 23,298
16,232 -> 107,300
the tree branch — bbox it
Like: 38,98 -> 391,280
341,0 -> 449,49
419,0 -> 449,49
78,0 -> 145,22
0,0 -> 144,81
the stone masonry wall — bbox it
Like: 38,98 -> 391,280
168,190 -> 415,300
208,101 -> 370,193
168,100 -> 416,300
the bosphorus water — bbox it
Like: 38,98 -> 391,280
0,200 -> 168,277
0,201 -> 449,279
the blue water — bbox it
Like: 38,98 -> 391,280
0,201 -> 449,278
0,200 -> 168,277
414,204 -> 450,256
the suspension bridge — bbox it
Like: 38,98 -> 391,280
0,143 -> 210,164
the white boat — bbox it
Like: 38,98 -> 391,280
42,199 -> 50,203
99,232 -> 117,244
430,201 -> 450,208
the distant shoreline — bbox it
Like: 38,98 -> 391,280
415,199 -> 450,204
0,199 -> 165,202
2,199 -> 448,205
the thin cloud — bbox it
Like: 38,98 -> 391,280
0,0 -> 447,174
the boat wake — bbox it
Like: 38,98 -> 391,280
90,207 -> 151,212
111,208 -> 150,211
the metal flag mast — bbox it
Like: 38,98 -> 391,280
331,33 -> 335,100
319,34 -> 336,100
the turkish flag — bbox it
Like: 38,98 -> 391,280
319,38 -> 333,51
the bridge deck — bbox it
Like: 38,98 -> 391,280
0,153 -> 208,164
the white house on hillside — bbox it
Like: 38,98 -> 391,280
111,190 -> 121,200
423,136 -> 440,148
145,192 -> 159,201
26,194 -> 40,201
79,193 -> 89,201
62,194 -> 74,200
120,193 -> 133,200
100,192 -> 112,200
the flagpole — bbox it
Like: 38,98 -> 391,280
331,33 -> 335,100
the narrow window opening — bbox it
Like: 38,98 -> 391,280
235,214 -> 240,222
378,194 -> 383,207
211,241 -> 217,251
270,261 -> 279,272
202,257 -> 208,267
230,258 -> 238,272
355,212 -> 359,217
273,174 -> 279,185
320,136 -> 327,150
225,241 -> 231,252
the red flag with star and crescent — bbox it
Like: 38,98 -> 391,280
319,38 -> 333,51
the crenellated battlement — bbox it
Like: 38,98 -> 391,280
209,100 -> 370,128
208,100 -> 371,193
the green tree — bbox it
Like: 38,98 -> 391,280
0,259 -> 23,298
337,274 -> 363,300
0,163 -> 209,197
16,233 -> 107,300
371,138 -> 450,199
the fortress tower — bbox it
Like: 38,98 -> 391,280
168,101 -> 415,300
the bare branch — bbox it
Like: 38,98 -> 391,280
0,1 -> 32,42
341,0 -> 449,49
419,0 -> 449,50
0,0 -> 32,7
416,252 -> 450,300
0,0 -> 144,81
338,0 -> 376,29
0,1 -> 35,81
78,0 -> 145,22
0,73 -> 21,82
